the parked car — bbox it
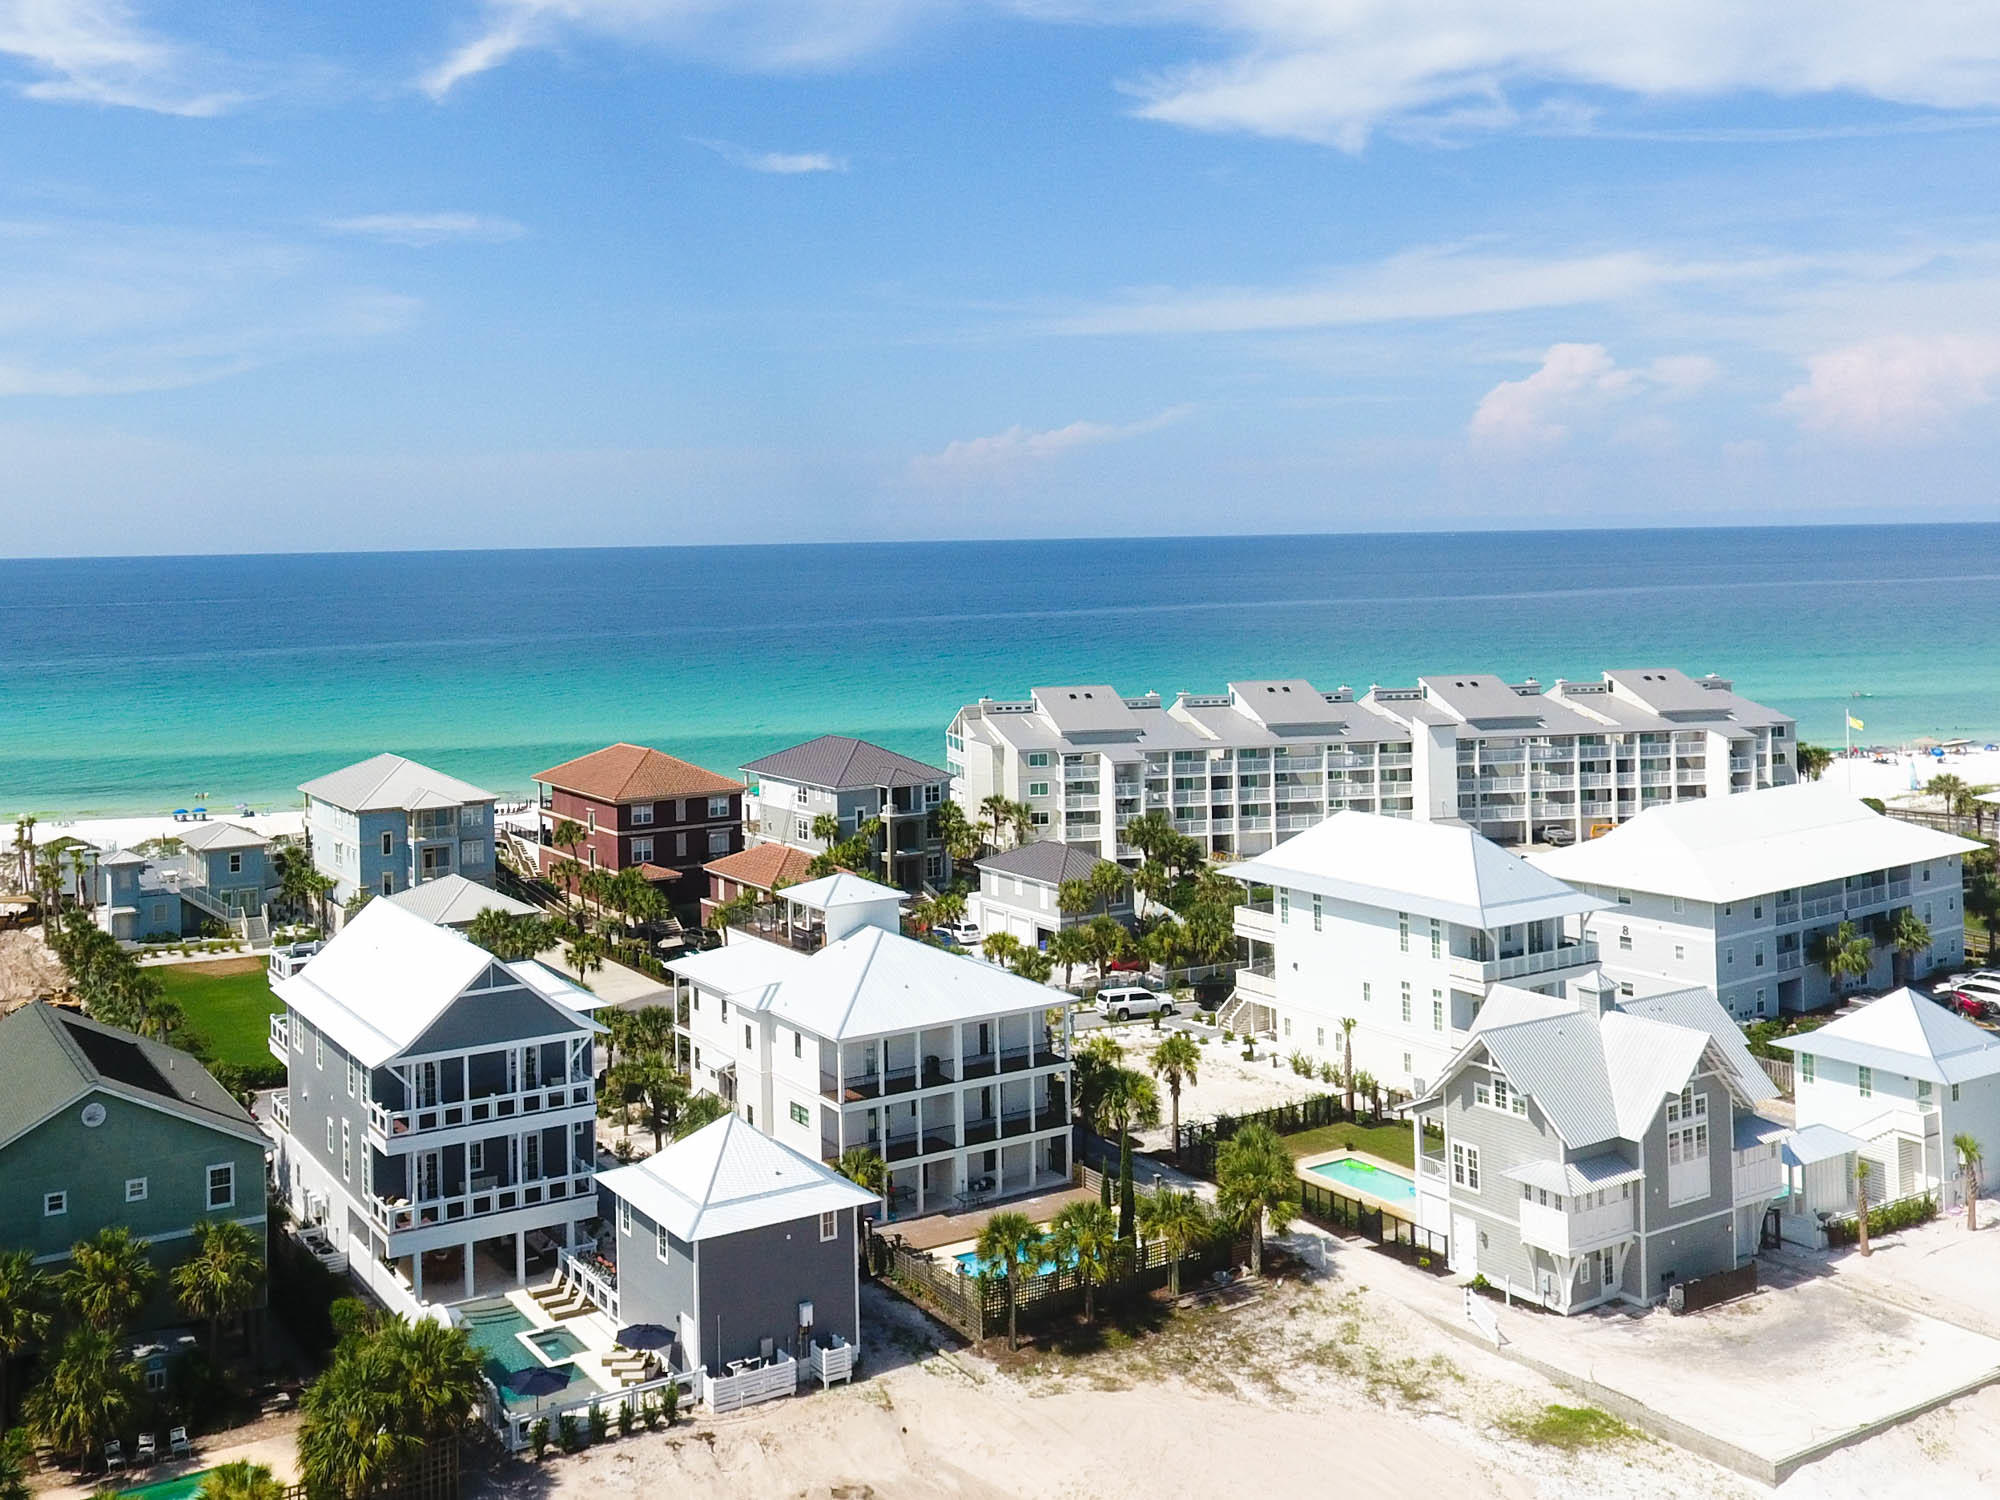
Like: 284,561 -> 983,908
1949,992 -> 2000,1022
1951,978 -> 2000,1008
1540,825 -> 1577,847
1096,985 -> 1174,1021
941,921 -> 980,947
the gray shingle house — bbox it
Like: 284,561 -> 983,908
1409,972 -> 1788,1313
741,735 -> 953,893
0,1003 -> 269,1323
970,840 -> 1132,951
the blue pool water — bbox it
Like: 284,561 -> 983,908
458,1298 -> 596,1409
954,1240 -> 1077,1278
1309,1157 -> 1417,1204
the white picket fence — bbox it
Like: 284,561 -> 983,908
701,1351 -> 798,1413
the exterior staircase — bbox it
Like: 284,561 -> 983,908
1216,989 -> 1275,1037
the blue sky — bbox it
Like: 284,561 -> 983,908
4,2 -> 2000,555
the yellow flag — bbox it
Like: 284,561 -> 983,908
1847,714 -> 1865,731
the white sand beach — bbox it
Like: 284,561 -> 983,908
12,806 -> 306,855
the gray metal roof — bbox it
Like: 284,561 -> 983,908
384,874 -> 535,927
1503,1154 -> 1645,1196
1030,685 -> 1144,737
976,840 -> 1114,887
1621,987 -> 1779,1104
299,752 -> 495,812
741,735 -> 949,791
177,820 -> 271,853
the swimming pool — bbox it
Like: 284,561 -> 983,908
1308,1156 -> 1417,1204
119,1470 -> 217,1500
457,1299 -> 599,1409
953,1240 -> 1077,1278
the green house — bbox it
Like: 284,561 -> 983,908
0,1003 -> 270,1321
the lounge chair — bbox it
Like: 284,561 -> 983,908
105,1440 -> 126,1472
135,1434 -> 157,1467
169,1428 -> 192,1460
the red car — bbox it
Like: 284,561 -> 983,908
1946,992 -> 1998,1022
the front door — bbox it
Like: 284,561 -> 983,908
416,1061 -> 440,1108
416,1151 -> 441,1201
523,1133 -> 541,1182
1450,1214 -> 1478,1276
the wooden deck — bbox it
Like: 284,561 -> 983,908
893,1182 -> 1097,1252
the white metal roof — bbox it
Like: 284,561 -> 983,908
1224,810 -> 1605,929
177,820 -> 271,852
595,1114 -> 876,1242
1773,987 -> 2000,1086
780,872 -> 905,913
511,958 -> 621,1015
1530,783 -> 1979,904
383,874 -> 535,928
765,924 -> 1058,1040
1502,1154 -> 1646,1196
666,938 -> 810,1004
298,752 -> 495,813
1784,1122 -> 1869,1166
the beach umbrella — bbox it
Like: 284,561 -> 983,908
502,1366 -> 569,1400
615,1323 -> 675,1350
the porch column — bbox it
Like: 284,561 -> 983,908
412,1250 -> 424,1303
464,1240 -> 476,1300
516,1230 -> 527,1285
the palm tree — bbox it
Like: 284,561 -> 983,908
976,796 -> 1015,852
1057,879 -> 1094,922
1079,914 -> 1130,987
1091,1068 -> 1161,1241
1890,907 -> 1932,985
1048,926 -> 1090,987
1814,920 -> 1874,997
1339,1016 -> 1357,1115
1795,743 -> 1832,782
934,801 -> 982,866
564,928 -> 607,982
172,1219 -> 265,1361
63,1226 -> 157,1332
1929,772 -> 1968,815
377,1317 -> 484,1438
674,1093 -> 729,1139
930,890 -> 967,929
1216,1123 -> 1299,1276
1148,1032 -> 1201,1162
980,931 -> 1023,970
1047,1200 -> 1118,1324
1136,1188 -> 1214,1296
466,909 -> 552,962
24,1326 -> 141,1466
1353,1069 -> 1380,1123
836,1147 -> 889,1219
1957,1133 -> 1983,1232
196,1461 -> 285,1500
0,1251 -> 52,1427
1853,1156 -> 1873,1257
1088,859 -> 1128,914
973,1211 -> 1040,1350
810,813 -> 844,847
707,892 -> 756,933
548,819 -> 587,906
299,1315 -> 481,1500
1013,948 -> 1053,983
1071,1031 -> 1124,1124
603,1058 -> 690,1151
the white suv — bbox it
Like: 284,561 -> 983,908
1096,985 -> 1173,1021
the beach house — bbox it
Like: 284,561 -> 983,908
1409,974 -> 1788,1313
262,899 -> 604,1313
590,1115 -> 874,1384
383,873 -> 538,932
300,754 -> 498,922
969,841 -> 1133,952
741,735 -> 954,893
1773,988 -> 2000,1227
0,1003 -> 269,1326
672,872 -> 1071,1218
700,842 -> 817,925
93,819 -> 281,941
1223,811 -> 1605,1093
533,742 -> 744,903
1530,784 -> 1978,1017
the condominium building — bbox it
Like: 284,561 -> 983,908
1224,811 -> 1605,1094
1410,975 -> 1787,1313
671,873 -> 1071,1219
263,899 -> 605,1314
300,754 -> 498,922
1530,784 -> 1978,1018
944,668 -> 1795,858
533,743 -> 745,900
741,735 -> 953,893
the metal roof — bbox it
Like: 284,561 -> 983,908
976,841 -> 1113,886
742,735 -> 948,791
1784,1122 -> 1869,1167
177,820 -> 271,852
383,874 -> 536,928
299,752 -> 495,813
1030,685 -> 1145,736
765,924 -> 1059,1041
1502,1154 -> 1645,1196
596,1114 -> 876,1242
1772,986 -> 2000,1086
779,872 -> 905,912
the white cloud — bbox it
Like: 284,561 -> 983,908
690,137 -> 846,174
0,0 -> 244,115
1781,335 -> 2000,441
324,212 -> 527,247
1470,344 -> 1718,448
910,404 -> 1191,481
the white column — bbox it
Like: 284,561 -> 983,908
464,1240 -> 476,1300
516,1230 -> 527,1284
412,1250 -> 424,1303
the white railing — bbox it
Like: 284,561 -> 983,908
1378,752 -> 1413,768
269,941 -> 322,981
808,1336 -> 855,1388
1418,1154 -> 1446,1180
1517,1195 -> 1634,1254
369,1169 -> 595,1236
1449,942 -> 1597,985
702,1351 -> 798,1413
1233,965 -> 1276,997
1640,770 -> 1673,786
1799,894 -> 1843,921
367,1081 -> 593,1141
1233,905 -> 1276,938
491,1367 -> 697,1452
1888,879 -> 1912,901
268,1013 -> 291,1063
270,1089 -> 291,1131
1479,776 -> 1527,793
1732,1149 -> 1785,1203
556,1247 -> 620,1322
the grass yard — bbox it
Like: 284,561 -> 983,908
156,957 -> 280,1068
1280,1120 -> 1421,1169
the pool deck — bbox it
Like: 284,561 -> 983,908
892,1184 -> 1095,1253
487,1287 -> 626,1400
31,1420 -> 299,1500
1294,1147 -> 1417,1210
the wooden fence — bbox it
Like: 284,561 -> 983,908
1667,1260 -> 1757,1314
1760,1057 -> 1795,1096
278,1440 -> 458,1500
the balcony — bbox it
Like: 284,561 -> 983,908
270,1089 -> 291,1131
882,1130 -> 958,1163
366,1081 -> 594,1144
268,1013 -> 291,1063
1732,1149 -> 1784,1204
368,1165 -> 596,1237
1234,903 -> 1276,941
1235,958 -> 1276,996
1378,752 -> 1413,768
268,942 -> 321,982
1479,776 -> 1526,794
1517,1195 -> 1635,1255
1448,939 -> 1598,985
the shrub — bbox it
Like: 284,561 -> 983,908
556,1413 -> 580,1452
1470,1273 -> 1491,1292
1318,1060 -> 1340,1085
1287,1051 -> 1314,1077
662,1380 -> 680,1426
1825,1194 -> 1937,1247
1501,1404 -> 1641,1452
586,1403 -> 609,1443
640,1396 -> 661,1430
616,1400 -> 633,1437
529,1418 -> 551,1459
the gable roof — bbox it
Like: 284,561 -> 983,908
741,735 -> 948,791
779,871 -> 904,913
765,923 -> 1057,1040
703,843 -> 817,894
666,938 -> 810,1006
299,753 -> 495,812
383,874 -> 536,928
534,743 -> 742,803
1031,685 -> 1143,737
1224,811 -> 1605,929
0,1003 -> 264,1152
976,841 -> 1112,887
1529,783 -> 1980,903
595,1114 -> 875,1242
274,899 -> 599,1068
1773,987 -> 2000,1085
177,820 -> 271,853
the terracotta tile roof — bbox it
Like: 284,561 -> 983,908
534,742 -> 744,803
703,842 -> 816,893
634,863 -> 683,883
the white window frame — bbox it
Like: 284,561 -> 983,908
789,1101 -> 810,1127
1400,982 -> 1411,1024
708,828 -> 730,854
657,1223 -> 673,1262
1450,1141 -> 1480,1190
341,1121 -> 352,1182
708,796 -> 732,819
618,1200 -> 632,1236
206,1161 -> 236,1211
1431,990 -> 1444,1033
1799,1052 -> 1814,1084
125,1176 -> 148,1203
630,837 -> 654,865
1028,781 -> 1050,798
819,1210 -> 838,1242
1398,911 -> 1410,952
1858,1065 -> 1873,1098
43,1190 -> 67,1217
1312,893 -> 1323,932
631,802 -> 655,826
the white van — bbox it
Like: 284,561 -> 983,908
1096,985 -> 1173,1021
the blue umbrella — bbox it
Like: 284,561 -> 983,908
503,1366 -> 568,1399
615,1323 -> 675,1350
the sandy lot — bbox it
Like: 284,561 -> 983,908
1766,1200 -> 2000,1338
0,926 -> 66,1011
1104,1025 -> 1328,1152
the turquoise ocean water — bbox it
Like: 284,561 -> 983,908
3,524 -> 1996,819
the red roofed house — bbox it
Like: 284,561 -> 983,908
699,842 -> 818,924
534,743 -> 746,905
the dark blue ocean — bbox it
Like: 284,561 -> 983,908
3,524 -> 1996,817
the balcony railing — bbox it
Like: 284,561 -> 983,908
268,1013 -> 291,1063
368,1166 -> 595,1236
1449,940 -> 1598,985
268,942 -> 321,982
270,1089 -> 291,1131
1235,960 -> 1276,996
366,1081 -> 593,1142
1517,1195 -> 1634,1255
1732,1150 -> 1784,1204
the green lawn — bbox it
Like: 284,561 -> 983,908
155,957 -> 280,1068
1281,1120 -> 1421,1169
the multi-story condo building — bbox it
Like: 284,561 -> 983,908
741,735 -> 953,893
945,668 -> 1795,858
300,754 -> 497,923
1409,974 -> 1788,1313
94,820 -> 279,941
970,841 -> 1132,952
263,899 -> 604,1313
1224,810 -> 1605,1093
1531,784 -> 1977,1018
670,872 -> 1070,1219
1,1003 -> 269,1327
534,743 -> 744,903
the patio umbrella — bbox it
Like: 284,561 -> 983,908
502,1366 -> 569,1400
615,1323 -> 675,1350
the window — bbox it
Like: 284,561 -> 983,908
469,1141 -> 484,1173
630,837 -> 653,865
1476,1081 -> 1491,1108
1431,990 -> 1444,1032
293,1018 -> 304,1054
1618,926 -> 1632,952
1284,1017 -> 1292,1037
1799,1053 -> 1814,1084
380,873 -> 393,896
206,1162 -> 236,1211
1953,1083 -> 1961,1102
1918,1079 -> 1933,1101
326,1118 -> 335,1153
708,829 -> 730,854
1673,944 -> 1685,962
745,1106 -> 755,1126
1400,983 -> 1411,1024
1451,1141 -> 1480,1189
1362,981 -> 1371,1006
1031,811 -> 1050,827
1665,1086 -> 1707,1125
125,1177 -> 148,1203
586,810 -> 597,834
43,1191 -> 66,1217
744,1024 -> 752,1050
1753,902 -> 1763,919
314,1033 -> 324,1069
1725,947 -> 1734,968
794,1031 -> 803,1058
227,852 -> 242,874
1617,981 -> 1633,997
381,831 -> 393,857
1399,912 -> 1410,952
1858,1065 -> 1873,1098
632,802 -> 655,826
618,1200 -> 632,1236
1430,918 -> 1442,959
460,839 -> 485,866
340,1122 -> 351,1181
819,1210 -> 839,1242
1316,1026 -> 1325,1047
708,796 -> 731,819
925,783 -> 941,807
1672,896 -> 1684,914
1279,889 -> 1289,924
346,1059 -> 359,1098
657,1223 -> 672,1261
1617,889 -> 1632,905
1483,1077 -> 1527,1116
790,1101 -> 810,1127
795,818 -> 811,840
1027,752 -> 1051,768
1666,1120 -> 1708,1169
1312,894 -> 1324,932
1028,781 -> 1050,798
460,805 -> 481,828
